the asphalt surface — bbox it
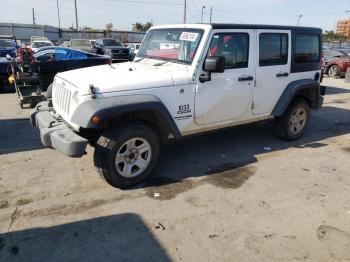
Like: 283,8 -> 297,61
0,77 -> 350,261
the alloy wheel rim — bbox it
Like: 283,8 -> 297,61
289,108 -> 307,135
115,138 -> 152,178
329,67 -> 337,77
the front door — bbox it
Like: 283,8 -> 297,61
194,30 -> 255,125
252,30 -> 291,115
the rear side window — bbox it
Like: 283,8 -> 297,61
259,33 -> 288,66
208,33 -> 249,69
294,34 -> 320,63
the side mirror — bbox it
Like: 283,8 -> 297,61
204,56 -> 225,73
200,56 -> 225,83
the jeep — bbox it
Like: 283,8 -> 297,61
31,24 -> 325,189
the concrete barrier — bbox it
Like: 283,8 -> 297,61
345,67 -> 350,83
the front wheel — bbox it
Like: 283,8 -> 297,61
274,98 -> 311,141
94,123 -> 160,189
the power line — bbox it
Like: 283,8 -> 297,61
107,0 -> 183,5
213,8 -> 350,18
190,0 -> 200,11
36,0 -> 71,15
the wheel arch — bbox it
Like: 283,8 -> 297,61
325,63 -> 339,74
71,94 -> 182,142
272,79 -> 323,117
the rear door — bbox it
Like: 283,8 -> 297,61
252,30 -> 291,115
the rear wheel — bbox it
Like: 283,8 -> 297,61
274,98 -> 311,140
328,65 -> 341,78
94,123 -> 160,189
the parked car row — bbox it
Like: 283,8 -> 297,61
322,46 -> 350,78
0,34 -> 142,63
0,46 -> 111,93
58,38 -> 141,61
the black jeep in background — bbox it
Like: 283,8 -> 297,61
93,38 -> 131,62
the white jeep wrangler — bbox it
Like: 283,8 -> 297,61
31,24 -> 325,188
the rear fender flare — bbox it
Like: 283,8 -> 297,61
272,79 -> 321,117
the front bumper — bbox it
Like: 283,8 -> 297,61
31,101 -> 88,157
111,53 -> 130,60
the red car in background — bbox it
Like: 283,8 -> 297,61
323,49 -> 350,78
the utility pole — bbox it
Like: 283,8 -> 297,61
201,6 -> 205,23
297,14 -> 303,26
209,7 -> 213,23
183,0 -> 187,24
32,8 -> 36,25
57,0 -> 61,29
74,0 -> 79,30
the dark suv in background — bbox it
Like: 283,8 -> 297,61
93,38 -> 130,61
0,36 -> 18,58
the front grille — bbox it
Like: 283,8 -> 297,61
53,81 -> 72,115
111,49 -> 129,59
112,49 -> 129,55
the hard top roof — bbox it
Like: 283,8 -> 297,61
210,23 -> 322,33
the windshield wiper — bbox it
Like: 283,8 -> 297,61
134,57 -> 145,62
153,61 -> 169,66
134,56 -> 158,62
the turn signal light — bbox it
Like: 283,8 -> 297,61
92,116 -> 100,125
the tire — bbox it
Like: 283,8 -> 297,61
94,123 -> 160,189
327,65 -> 341,78
274,98 -> 311,141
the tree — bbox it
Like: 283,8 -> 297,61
132,22 -> 153,32
323,30 -> 347,42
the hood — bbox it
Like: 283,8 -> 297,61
0,47 -> 16,51
0,47 -> 16,56
105,46 -> 129,51
74,46 -> 93,52
326,56 -> 350,63
56,61 -> 191,95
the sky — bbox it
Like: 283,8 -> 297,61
0,0 -> 349,31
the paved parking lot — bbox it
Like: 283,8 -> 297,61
0,77 -> 350,261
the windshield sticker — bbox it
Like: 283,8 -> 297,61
179,32 -> 198,42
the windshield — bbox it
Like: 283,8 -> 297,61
103,39 -> 123,47
71,39 -> 92,47
137,28 -> 204,64
32,41 -> 53,48
0,39 -> 15,48
323,50 -> 344,60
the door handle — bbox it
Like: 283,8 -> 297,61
238,76 -> 253,81
276,72 -> 289,77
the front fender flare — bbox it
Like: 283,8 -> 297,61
71,94 -> 181,138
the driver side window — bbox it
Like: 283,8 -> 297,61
207,33 -> 249,69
